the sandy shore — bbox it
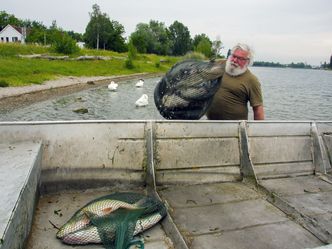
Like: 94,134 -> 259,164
0,73 -> 162,113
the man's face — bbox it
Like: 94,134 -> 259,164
225,49 -> 249,76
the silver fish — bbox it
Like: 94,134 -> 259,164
62,212 -> 164,245
57,195 -> 146,239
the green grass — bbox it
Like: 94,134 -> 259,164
0,43 -> 180,87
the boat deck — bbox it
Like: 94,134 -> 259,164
159,181 -> 325,249
0,120 -> 332,249
26,177 -> 331,249
26,187 -> 173,249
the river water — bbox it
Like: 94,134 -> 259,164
1,67 -> 332,121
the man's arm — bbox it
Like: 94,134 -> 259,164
253,105 -> 265,120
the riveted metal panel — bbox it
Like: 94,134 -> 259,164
156,138 -> 240,169
249,136 -> 312,164
155,121 -> 239,138
247,122 -> 311,137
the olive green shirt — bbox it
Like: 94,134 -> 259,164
206,69 -> 263,120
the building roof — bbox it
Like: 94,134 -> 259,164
0,24 -> 24,35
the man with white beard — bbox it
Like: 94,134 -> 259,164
206,43 -> 265,120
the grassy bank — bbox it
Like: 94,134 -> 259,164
0,43 -> 180,87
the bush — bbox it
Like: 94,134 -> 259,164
52,33 -> 80,55
0,80 -> 9,87
183,51 -> 206,60
124,57 -> 134,69
127,40 -> 137,59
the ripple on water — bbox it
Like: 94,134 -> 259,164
1,68 -> 332,121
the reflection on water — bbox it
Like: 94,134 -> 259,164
1,67 -> 332,121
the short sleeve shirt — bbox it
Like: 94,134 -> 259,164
206,69 -> 263,120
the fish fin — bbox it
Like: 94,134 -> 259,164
82,210 -> 94,219
102,207 -> 113,215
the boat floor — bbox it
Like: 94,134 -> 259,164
158,180 -> 325,249
26,177 -> 332,249
26,187 -> 174,249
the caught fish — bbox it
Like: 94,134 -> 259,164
62,211 -> 165,245
154,59 -> 225,119
56,192 -> 149,239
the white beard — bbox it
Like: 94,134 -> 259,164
225,59 -> 248,76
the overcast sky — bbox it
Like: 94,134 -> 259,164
2,0 -> 332,65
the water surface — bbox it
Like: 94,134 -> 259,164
1,67 -> 332,121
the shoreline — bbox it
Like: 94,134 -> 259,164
0,72 -> 163,113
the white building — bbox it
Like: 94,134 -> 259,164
0,24 -> 26,44
76,41 -> 85,48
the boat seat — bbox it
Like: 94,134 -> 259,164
0,141 -> 42,249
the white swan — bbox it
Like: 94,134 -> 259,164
135,79 -> 144,87
135,94 -> 148,107
108,81 -> 118,91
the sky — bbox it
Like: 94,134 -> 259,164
2,0 -> 332,66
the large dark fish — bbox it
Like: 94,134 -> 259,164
154,59 -> 225,119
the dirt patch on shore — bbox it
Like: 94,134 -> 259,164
0,73 -> 162,113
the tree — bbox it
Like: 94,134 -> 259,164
84,4 -> 126,52
167,21 -> 192,56
196,39 -> 212,58
193,34 -> 212,58
211,37 -> 223,58
0,11 -> 22,29
130,23 -> 152,53
148,20 -> 171,55
130,20 -> 171,55
330,54 -> 332,69
193,34 -> 211,48
67,30 -> 84,42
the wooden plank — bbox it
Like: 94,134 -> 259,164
156,138 -> 240,169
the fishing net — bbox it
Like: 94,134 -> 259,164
58,192 -> 166,249
154,59 -> 225,120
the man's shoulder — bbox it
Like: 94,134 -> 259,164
244,69 -> 259,82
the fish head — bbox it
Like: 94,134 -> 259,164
56,212 -> 90,239
62,225 -> 100,245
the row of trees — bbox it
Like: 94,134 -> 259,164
84,4 -> 223,57
253,61 -> 313,69
0,5 -> 223,57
